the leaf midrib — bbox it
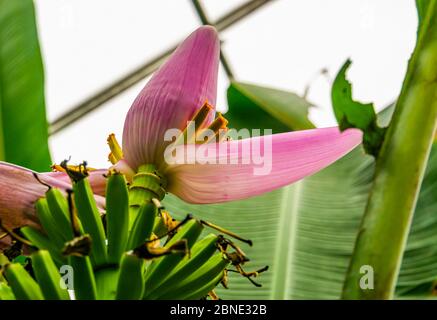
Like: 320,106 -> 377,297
270,181 -> 303,299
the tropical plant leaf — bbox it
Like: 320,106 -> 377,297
396,143 -> 437,296
332,59 -> 386,156
226,81 -> 315,133
164,89 -> 437,299
0,0 -> 51,171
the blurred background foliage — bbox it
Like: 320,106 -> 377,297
0,0 -> 51,171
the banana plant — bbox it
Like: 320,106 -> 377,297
0,27 -> 361,247
1,0 -> 434,302
0,21 -> 360,301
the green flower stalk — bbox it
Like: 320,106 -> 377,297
343,1 -> 437,299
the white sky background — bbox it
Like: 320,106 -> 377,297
34,0 -> 418,168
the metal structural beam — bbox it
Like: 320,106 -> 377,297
191,0 -> 235,80
49,0 -> 276,135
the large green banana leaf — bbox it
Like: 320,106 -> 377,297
164,84 -> 437,299
0,0 -> 51,171
226,81 -> 315,132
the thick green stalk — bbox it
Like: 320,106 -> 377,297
128,164 -> 166,226
343,2 -> 437,299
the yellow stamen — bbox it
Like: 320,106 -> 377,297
173,101 -> 214,146
218,128 -> 230,142
107,133 -> 123,164
133,239 -> 188,260
196,113 -> 229,144
160,210 -> 180,231
191,100 -> 215,131
108,153 -> 118,165
206,112 -> 228,133
147,233 -> 160,249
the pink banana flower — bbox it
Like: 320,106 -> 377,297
0,26 -> 362,243
117,26 -> 362,203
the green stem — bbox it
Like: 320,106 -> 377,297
342,2 -> 437,299
128,164 -> 166,226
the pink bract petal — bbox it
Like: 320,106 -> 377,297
0,162 -> 71,230
46,169 -> 108,196
0,162 -> 106,232
122,26 -> 220,170
164,127 -> 363,204
111,159 -> 135,182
